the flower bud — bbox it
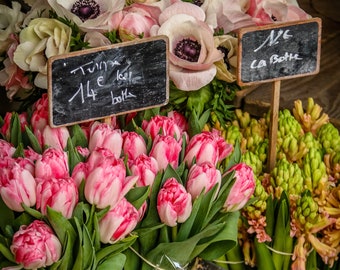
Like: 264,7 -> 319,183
10,220 -> 62,269
41,125 -> 70,150
0,161 -> 36,212
36,176 -> 78,219
223,163 -> 256,212
0,139 -> 16,158
122,131 -> 147,163
85,156 -> 138,209
35,147 -> 69,180
149,134 -> 182,170
99,198 -> 139,244
184,130 -> 233,167
186,162 -> 221,199
88,122 -> 123,158
142,115 -> 184,141
130,153 -> 159,187
157,178 -> 192,227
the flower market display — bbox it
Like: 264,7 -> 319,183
1,0 -> 339,270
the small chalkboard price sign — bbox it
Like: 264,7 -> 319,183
237,18 -> 321,86
237,18 -> 321,172
48,36 -> 169,127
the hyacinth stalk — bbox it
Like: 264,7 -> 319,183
277,109 -> 304,142
270,158 -> 304,199
317,122 -> 340,154
292,98 -> 329,136
290,190 -> 337,269
242,151 -> 263,177
277,133 -> 308,163
302,148 -> 329,203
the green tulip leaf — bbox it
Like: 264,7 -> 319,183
24,125 -> 42,154
92,212 -> 101,251
123,243 -> 141,270
96,253 -> 126,270
9,112 -> 21,147
176,194 -> 203,242
0,243 -> 15,263
46,207 -> 77,246
70,124 -> 88,148
142,223 -> 224,270
12,142 -> 24,158
67,138 -> 83,174
193,211 -> 240,260
0,198 -> 14,232
125,186 -> 150,210
21,203 -> 44,220
95,235 -> 137,263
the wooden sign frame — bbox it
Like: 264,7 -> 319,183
237,18 -> 322,86
48,36 -> 169,127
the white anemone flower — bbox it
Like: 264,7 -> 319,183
47,0 -> 126,31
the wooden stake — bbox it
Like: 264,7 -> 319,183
267,80 -> 281,173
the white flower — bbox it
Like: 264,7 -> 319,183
47,0 -> 126,31
0,2 -> 24,53
13,18 -> 72,89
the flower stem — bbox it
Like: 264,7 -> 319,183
172,225 -> 178,242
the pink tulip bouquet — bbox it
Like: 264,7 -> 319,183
0,93 -> 256,269
0,0 -> 311,126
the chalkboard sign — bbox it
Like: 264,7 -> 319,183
48,36 -> 169,127
237,18 -> 321,86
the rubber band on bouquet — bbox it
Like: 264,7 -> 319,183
129,246 -> 189,270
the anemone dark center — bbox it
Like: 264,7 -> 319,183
174,38 -> 201,62
193,0 -> 204,6
217,46 -> 231,70
71,0 -> 100,22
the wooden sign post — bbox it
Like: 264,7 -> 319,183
237,18 -> 322,172
48,36 -> 169,127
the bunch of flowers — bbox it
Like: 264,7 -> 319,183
0,0 -> 311,124
204,98 -> 340,270
0,93 -> 256,269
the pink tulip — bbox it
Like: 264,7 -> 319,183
167,110 -> 188,132
36,176 -> 78,219
88,121 -> 123,158
71,162 -> 88,187
0,161 -> 36,212
142,115 -> 184,141
0,139 -> 16,158
31,93 -> 49,134
14,157 -> 35,176
109,3 -> 161,41
157,178 -> 192,227
35,148 -> 69,180
223,163 -> 256,212
41,125 -> 70,150
99,197 -> 139,244
130,153 -> 159,187
186,162 -> 222,199
84,156 -> 138,209
86,147 -> 115,171
10,220 -> 62,269
122,131 -> 147,163
184,130 -> 233,167
149,134 -> 182,170
24,147 -> 42,163
0,111 -> 28,140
